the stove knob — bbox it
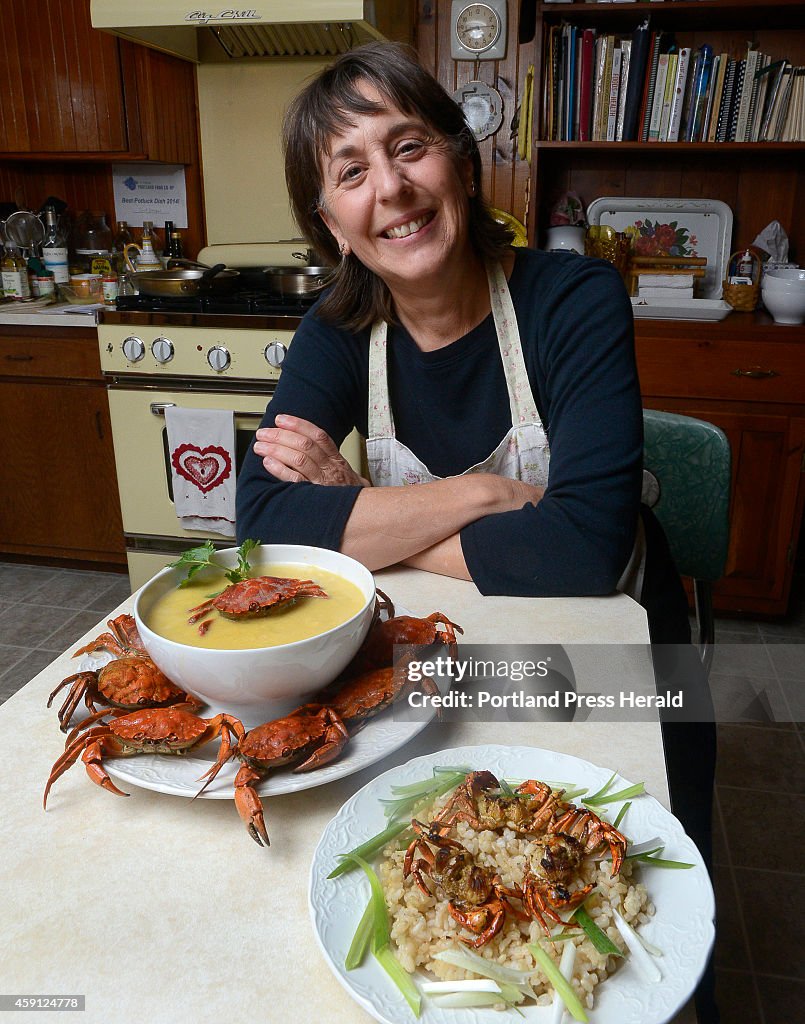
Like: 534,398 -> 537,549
151,337 -> 175,364
121,335 -> 145,363
264,341 -> 287,368
208,345 -> 231,372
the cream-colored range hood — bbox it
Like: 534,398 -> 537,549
90,1 -> 383,62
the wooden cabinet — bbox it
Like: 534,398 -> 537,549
0,328 -> 126,567
0,0 -> 197,161
636,313 -> 805,616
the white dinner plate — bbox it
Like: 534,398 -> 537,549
309,744 -> 715,1024
69,604 -> 448,800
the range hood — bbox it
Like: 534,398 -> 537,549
90,1 -> 384,62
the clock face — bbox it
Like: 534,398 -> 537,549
455,3 -> 501,54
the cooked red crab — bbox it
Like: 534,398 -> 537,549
187,575 -> 328,634
404,819 -> 527,947
343,611 -> 462,675
72,613 -> 147,659
43,706 -> 245,809
197,703 -> 349,847
48,654 -> 204,732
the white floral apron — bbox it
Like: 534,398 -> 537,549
365,260 -> 645,599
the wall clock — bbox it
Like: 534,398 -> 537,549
450,1 -> 507,62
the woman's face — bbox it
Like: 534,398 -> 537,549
317,83 -> 475,294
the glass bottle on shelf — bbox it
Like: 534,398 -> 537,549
1,245 -> 32,299
134,222 -> 162,271
170,230 -> 185,260
28,256 -> 56,299
71,211 -> 113,275
42,205 -> 70,285
102,270 -> 119,306
142,221 -> 164,266
112,221 -> 135,273
164,220 -> 176,260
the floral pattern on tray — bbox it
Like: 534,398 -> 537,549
630,218 -> 699,258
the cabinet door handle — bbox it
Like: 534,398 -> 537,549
731,367 -> 779,379
4,353 -> 34,361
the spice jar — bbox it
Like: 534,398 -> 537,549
102,271 -> 119,306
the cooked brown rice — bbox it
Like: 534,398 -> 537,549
378,790 -> 654,1011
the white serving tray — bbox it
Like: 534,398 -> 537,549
587,196 -> 733,300
631,297 -> 733,322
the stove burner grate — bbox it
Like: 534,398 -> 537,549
115,289 -> 317,316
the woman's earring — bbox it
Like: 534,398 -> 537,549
468,181 -> 476,197
339,242 -> 350,258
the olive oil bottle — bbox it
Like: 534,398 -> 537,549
1,246 -> 32,299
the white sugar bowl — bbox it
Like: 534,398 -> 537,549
761,269 -> 805,325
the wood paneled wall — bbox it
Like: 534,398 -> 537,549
0,0 -> 128,153
415,0 -> 536,228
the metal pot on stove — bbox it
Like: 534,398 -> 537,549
262,265 -> 333,298
125,257 -> 240,297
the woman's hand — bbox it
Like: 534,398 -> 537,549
253,414 -> 371,486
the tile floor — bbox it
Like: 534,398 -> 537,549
1,559 -> 802,1023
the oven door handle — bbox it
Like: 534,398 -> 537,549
150,402 -> 265,420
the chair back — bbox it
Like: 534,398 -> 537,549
642,409 -> 731,583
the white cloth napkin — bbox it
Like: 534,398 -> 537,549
637,273 -> 695,289
164,406 -> 236,537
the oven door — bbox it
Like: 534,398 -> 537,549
108,383 -> 270,537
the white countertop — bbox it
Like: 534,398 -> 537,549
0,568 -> 695,1023
0,301 -> 100,327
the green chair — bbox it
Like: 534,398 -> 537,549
642,409 -> 732,674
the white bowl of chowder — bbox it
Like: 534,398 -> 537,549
134,544 -> 376,724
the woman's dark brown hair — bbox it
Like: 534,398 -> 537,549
282,41 -> 513,331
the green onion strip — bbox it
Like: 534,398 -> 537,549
342,854 -> 421,1017
585,782 -> 646,807
572,905 -> 623,958
528,943 -> 589,1023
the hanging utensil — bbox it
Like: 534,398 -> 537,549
4,210 -> 46,251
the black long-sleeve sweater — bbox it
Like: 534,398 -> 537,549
236,248 -> 687,636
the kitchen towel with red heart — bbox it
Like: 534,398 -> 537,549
165,406 -> 236,537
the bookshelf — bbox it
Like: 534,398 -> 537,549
530,2 -> 805,616
530,1 -> 805,257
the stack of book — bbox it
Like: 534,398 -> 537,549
543,19 -> 804,143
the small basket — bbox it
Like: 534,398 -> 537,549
722,249 -> 761,311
